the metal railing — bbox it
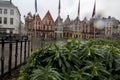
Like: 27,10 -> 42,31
0,35 -> 31,80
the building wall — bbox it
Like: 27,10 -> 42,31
20,22 -> 25,35
0,6 -> 21,34
42,11 -> 55,40
55,17 -> 63,39
33,14 -> 42,37
24,13 -> 34,36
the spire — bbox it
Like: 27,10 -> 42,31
58,0 -> 61,16
92,0 -> 96,18
77,0 -> 80,17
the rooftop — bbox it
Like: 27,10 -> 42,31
0,1 -> 16,8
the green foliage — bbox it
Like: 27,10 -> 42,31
19,38 -> 120,80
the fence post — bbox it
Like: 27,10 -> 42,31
8,32 -> 12,75
24,38 -> 27,63
15,40 -> 18,68
20,39 -> 23,65
0,37 -> 5,80
28,40 -> 30,57
31,40 -> 33,52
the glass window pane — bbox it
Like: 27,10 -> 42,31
0,9 -> 2,14
10,9 -> 14,15
0,17 -> 2,24
10,18 -> 13,25
4,17 -> 7,24
4,9 -> 7,14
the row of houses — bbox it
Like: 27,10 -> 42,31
25,11 -> 55,40
25,13 -> 120,40
25,0 -> 120,40
0,0 -> 120,40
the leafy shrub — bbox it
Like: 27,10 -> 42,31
19,39 -> 120,80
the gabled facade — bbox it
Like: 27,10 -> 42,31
25,12 -> 34,36
25,12 -> 42,37
63,15 -> 71,38
55,16 -> 63,39
71,16 -> 82,38
34,14 -> 43,37
42,11 -> 55,40
82,17 -> 90,39
55,0 -> 63,39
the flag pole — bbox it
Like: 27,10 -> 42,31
77,0 -> 80,18
34,0 -> 37,38
58,0 -> 61,17
35,13 -> 36,38
92,0 -> 96,38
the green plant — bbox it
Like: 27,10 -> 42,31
19,38 -> 120,80
30,66 -> 62,80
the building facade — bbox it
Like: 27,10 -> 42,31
104,16 -> 120,39
55,16 -> 63,39
42,11 -> 55,40
0,1 -> 21,34
71,16 -> 82,39
24,12 -> 34,36
34,14 -> 42,37
63,15 -> 71,38
24,0 -> 120,40
25,12 -> 43,37
55,0 -> 63,40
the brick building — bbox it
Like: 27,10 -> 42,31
41,11 -> 55,40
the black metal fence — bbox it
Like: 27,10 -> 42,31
0,35 -> 32,80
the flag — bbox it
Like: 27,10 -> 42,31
35,0 -> 37,13
58,0 -> 61,16
92,0 -> 96,18
78,0 -> 80,17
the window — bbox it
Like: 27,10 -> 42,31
4,9 -> 7,14
10,9 -> 14,15
10,18 -> 13,25
0,17 -> 2,24
0,9 -> 2,14
4,17 -> 7,24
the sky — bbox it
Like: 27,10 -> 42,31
7,0 -> 120,22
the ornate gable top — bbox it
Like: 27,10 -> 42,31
72,16 -> 80,25
64,15 -> 71,25
42,11 -> 54,22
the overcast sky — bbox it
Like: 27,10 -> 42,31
10,0 -> 120,22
